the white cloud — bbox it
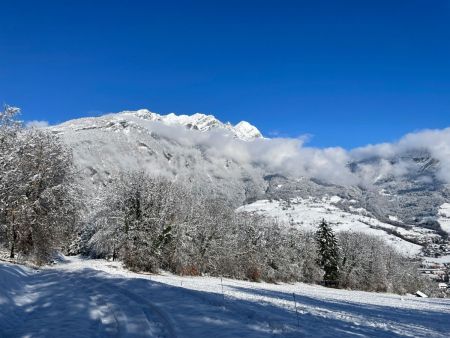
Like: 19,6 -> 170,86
26,120 -> 49,128
353,127 -> 450,183
92,113 -> 450,186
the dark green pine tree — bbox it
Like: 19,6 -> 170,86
316,219 -> 340,286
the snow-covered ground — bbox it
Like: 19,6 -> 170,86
1,256 -> 450,337
424,255 -> 450,264
438,203 -> 450,235
238,197 -> 425,256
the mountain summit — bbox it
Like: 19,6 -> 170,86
57,109 -> 263,141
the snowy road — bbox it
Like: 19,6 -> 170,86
1,257 -> 450,337
0,264 -> 171,337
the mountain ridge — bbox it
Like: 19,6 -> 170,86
55,109 -> 263,141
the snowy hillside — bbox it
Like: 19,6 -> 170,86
238,197 -> 429,256
1,257 -> 450,338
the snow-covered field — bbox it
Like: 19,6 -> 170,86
438,203 -> 450,235
238,197 -> 426,256
1,256 -> 450,337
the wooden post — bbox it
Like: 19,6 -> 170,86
292,293 -> 300,328
220,276 -> 225,302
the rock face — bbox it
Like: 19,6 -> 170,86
49,109 -> 450,252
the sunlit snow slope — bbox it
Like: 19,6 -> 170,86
238,196 -> 428,256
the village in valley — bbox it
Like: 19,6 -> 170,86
420,242 -> 450,293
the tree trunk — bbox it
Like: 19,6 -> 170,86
9,214 -> 16,259
10,240 -> 15,259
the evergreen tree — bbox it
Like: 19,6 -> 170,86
316,219 -> 340,286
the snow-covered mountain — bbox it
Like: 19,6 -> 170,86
49,109 -> 450,256
55,109 -> 263,141
50,110 -> 268,206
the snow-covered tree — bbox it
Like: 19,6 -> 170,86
0,106 -> 79,263
0,106 -> 22,258
316,219 -> 340,285
90,172 -> 188,272
169,195 -> 233,275
338,231 -> 428,294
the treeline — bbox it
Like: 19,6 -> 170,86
0,106 -> 433,295
81,171 -> 322,282
79,171 -> 429,294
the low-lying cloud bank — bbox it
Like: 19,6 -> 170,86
351,128 -> 450,184
125,114 -> 450,187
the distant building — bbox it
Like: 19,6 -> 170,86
438,283 -> 448,289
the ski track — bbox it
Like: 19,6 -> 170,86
1,256 -> 450,337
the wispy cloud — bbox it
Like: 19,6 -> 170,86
25,120 -> 50,128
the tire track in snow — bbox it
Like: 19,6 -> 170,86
12,269 -> 172,338
14,271 -> 122,338
63,271 -> 175,338
91,277 -> 177,338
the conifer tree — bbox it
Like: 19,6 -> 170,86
316,219 -> 340,286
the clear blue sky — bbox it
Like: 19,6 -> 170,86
1,0 -> 449,148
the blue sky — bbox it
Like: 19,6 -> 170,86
1,0 -> 449,148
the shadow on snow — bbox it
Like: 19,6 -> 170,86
1,263 -> 449,338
